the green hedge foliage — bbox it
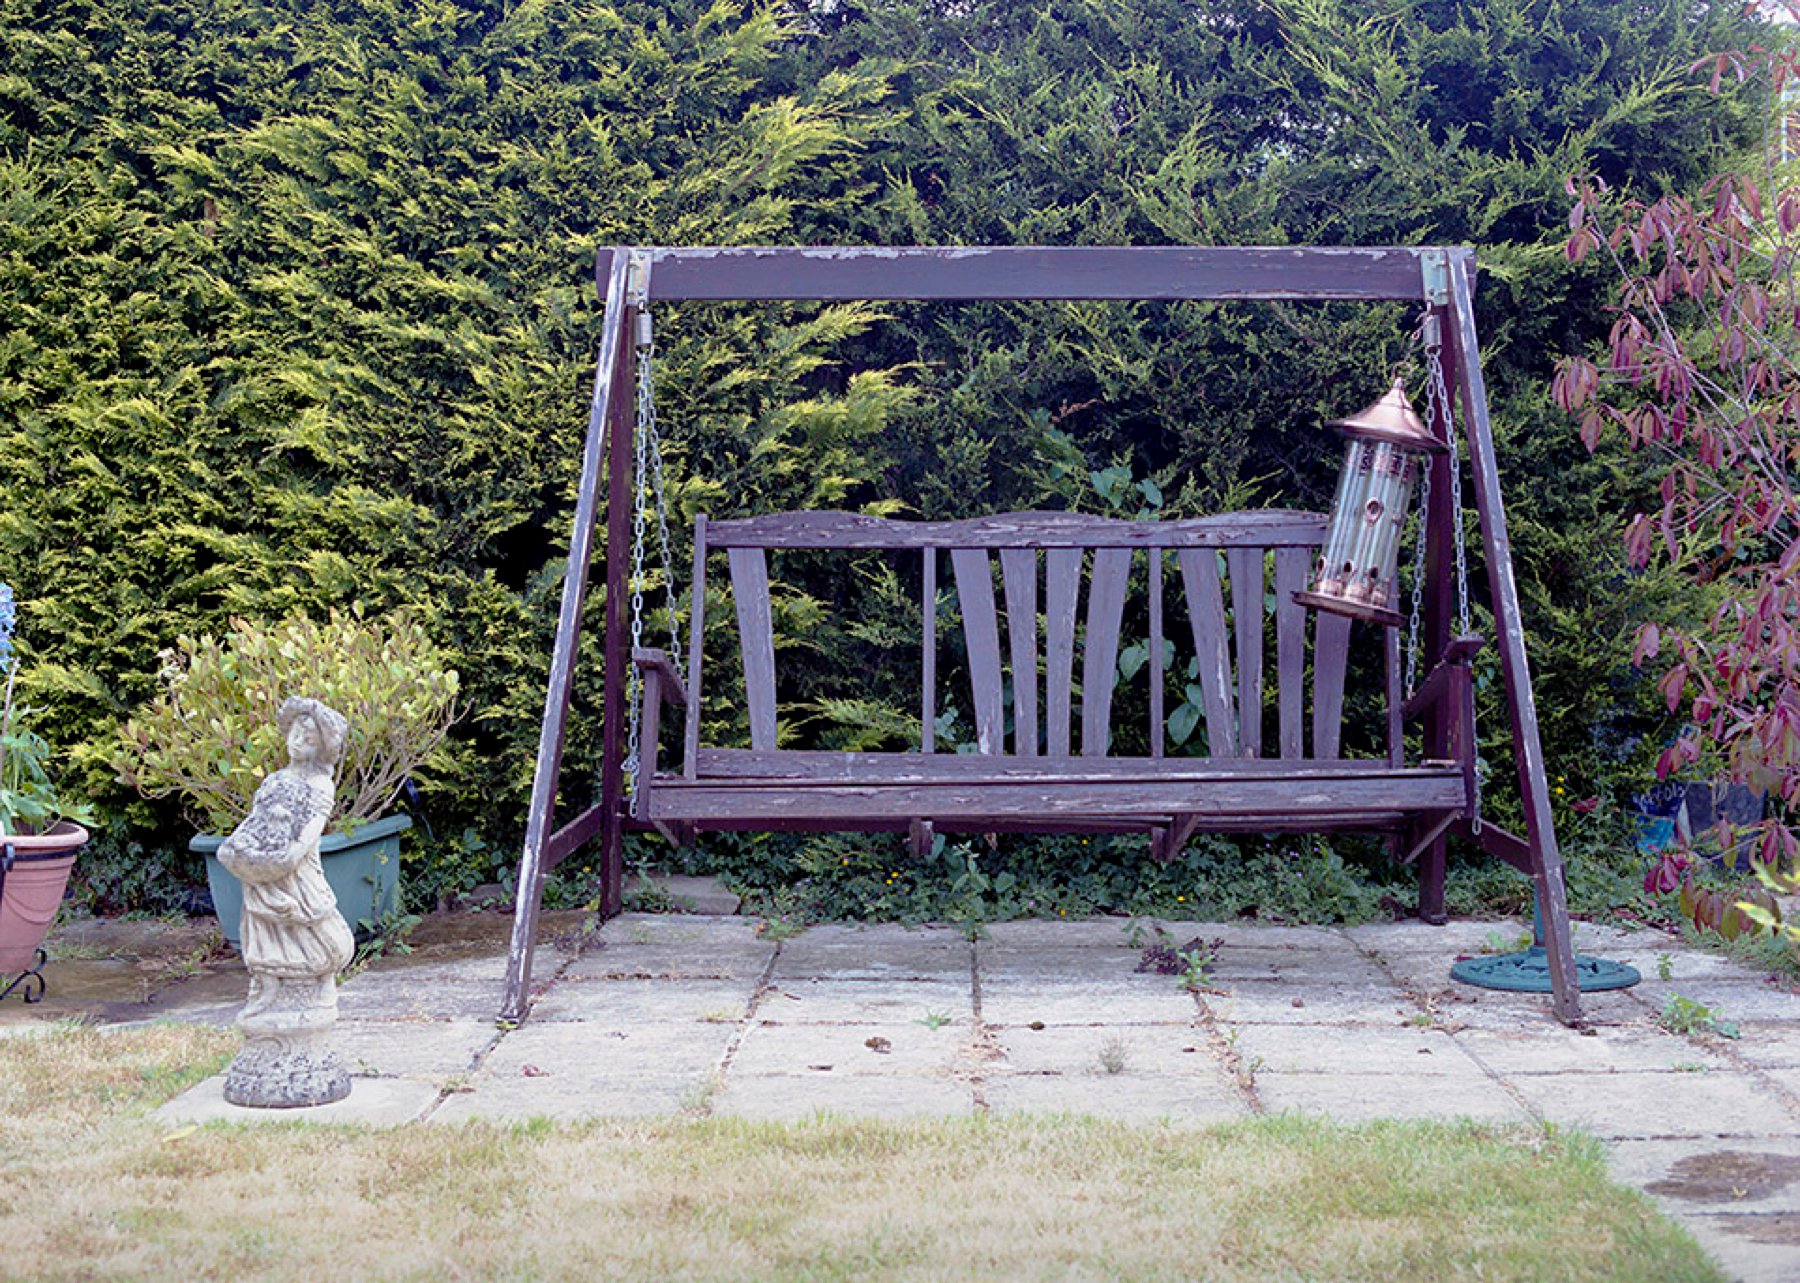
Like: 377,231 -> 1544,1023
0,0 -> 1770,907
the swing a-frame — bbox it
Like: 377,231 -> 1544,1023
501,246 -> 1587,1027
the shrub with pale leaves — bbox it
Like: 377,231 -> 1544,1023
114,610 -> 460,834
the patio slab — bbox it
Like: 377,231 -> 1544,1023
1606,1137 -> 1800,1215
989,1023 -> 1217,1077
527,977 -> 757,1026
1198,980 -> 1414,1026
1225,1021 -> 1478,1075
1508,1069 -> 1799,1140
980,976 -> 1205,1027
1453,1024 -> 1739,1076
1253,1069 -> 1531,1125
731,1020 -> 969,1078
982,1072 -> 1249,1122
758,977 -> 972,1025
712,1072 -> 975,1120
774,924 -> 973,980
155,1076 -> 442,1127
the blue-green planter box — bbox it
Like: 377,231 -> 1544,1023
193,813 -> 410,948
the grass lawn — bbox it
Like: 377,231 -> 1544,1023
0,1022 -> 1723,1282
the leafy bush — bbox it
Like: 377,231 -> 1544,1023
1555,94 -> 1800,940
113,610 -> 460,834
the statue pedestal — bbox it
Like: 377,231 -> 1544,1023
224,983 -> 351,1108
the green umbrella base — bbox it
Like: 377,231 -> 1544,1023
1451,946 -> 1640,993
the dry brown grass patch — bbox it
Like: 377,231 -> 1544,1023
0,1025 -> 1727,1282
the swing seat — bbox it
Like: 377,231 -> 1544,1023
628,507 -> 1481,859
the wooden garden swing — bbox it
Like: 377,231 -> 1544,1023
500,246 -> 1587,1027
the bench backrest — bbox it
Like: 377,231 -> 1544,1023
687,510 -> 1399,764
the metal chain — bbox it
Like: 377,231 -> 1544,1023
624,334 -> 651,796
1420,311 -> 1483,832
1404,443 -> 1432,699
623,290 -> 684,800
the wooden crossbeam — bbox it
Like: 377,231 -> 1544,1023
641,246 -> 1454,302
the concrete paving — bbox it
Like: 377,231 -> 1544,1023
7,903 -> 1799,1281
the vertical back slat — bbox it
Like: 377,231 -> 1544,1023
1149,550 -> 1165,759
1227,547 -> 1265,758
1312,612 -> 1352,759
952,548 -> 1005,754
682,515 -> 708,779
1178,549 -> 1236,758
1274,548 -> 1309,760
728,547 -> 777,751
1045,549 -> 1083,756
1080,548 -> 1132,757
922,549 -> 936,753
999,549 -> 1039,756
633,665 -> 663,818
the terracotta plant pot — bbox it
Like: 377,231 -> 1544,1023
0,820 -> 88,974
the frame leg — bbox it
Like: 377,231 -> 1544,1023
601,809 -> 625,917
1531,840 -> 1583,1025
499,249 -> 636,1025
1417,831 -> 1448,924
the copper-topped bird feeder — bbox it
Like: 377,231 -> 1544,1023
1294,378 -> 1446,626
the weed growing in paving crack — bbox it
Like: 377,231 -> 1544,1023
156,928 -> 231,983
916,1010 -> 953,1031
1657,953 -> 1675,981
1658,993 -> 1740,1039
754,915 -> 805,942
1236,1054 -> 1265,1093
1480,929 -> 1533,954
679,1074 -> 721,1114
1177,947 -> 1221,992
1097,1036 -> 1129,1075
1135,928 -> 1224,991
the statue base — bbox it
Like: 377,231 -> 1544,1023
224,1028 -> 352,1108
226,981 -> 351,1108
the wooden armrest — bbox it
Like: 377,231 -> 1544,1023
1401,633 -> 1484,723
632,648 -> 688,707
1441,634 -> 1485,665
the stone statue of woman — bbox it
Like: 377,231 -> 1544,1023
218,695 -> 355,1107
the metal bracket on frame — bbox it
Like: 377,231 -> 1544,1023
626,249 -> 653,306
627,249 -> 653,347
1420,248 -> 1451,308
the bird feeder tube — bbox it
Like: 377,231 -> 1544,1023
1295,378 -> 1446,627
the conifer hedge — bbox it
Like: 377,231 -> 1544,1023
0,0 -> 1770,905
